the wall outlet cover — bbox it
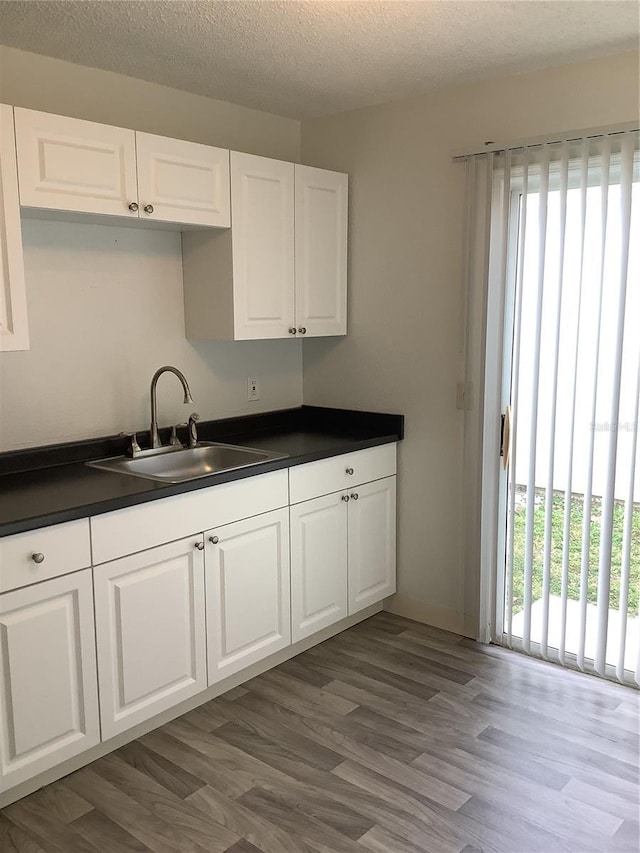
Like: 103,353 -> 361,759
247,377 -> 260,401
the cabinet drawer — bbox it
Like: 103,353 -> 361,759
289,443 -> 396,504
91,469 -> 288,564
0,519 -> 91,594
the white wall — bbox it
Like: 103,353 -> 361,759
300,51 -> 640,635
0,48 -> 302,450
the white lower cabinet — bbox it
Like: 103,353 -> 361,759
93,536 -> 207,740
205,508 -> 290,683
290,492 -> 348,643
290,473 -> 397,635
348,476 -> 397,613
0,569 -> 100,791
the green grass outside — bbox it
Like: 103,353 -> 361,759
510,486 -> 640,616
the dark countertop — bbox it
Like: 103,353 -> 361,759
0,406 -> 403,537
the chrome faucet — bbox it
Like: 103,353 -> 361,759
150,366 -> 193,449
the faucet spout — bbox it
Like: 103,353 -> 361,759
150,366 -> 194,449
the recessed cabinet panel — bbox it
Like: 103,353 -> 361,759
290,492 -> 348,643
231,152 -> 295,339
348,476 -> 397,614
135,132 -> 230,227
206,508 -> 290,682
0,105 -> 29,351
295,165 -> 347,337
14,108 -> 138,217
0,570 -> 100,791
94,536 -> 206,740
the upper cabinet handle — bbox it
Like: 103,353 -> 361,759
128,202 -> 139,212
298,327 -> 307,335
143,204 -> 154,214
288,327 -> 297,335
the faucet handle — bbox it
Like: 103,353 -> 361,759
188,412 -> 200,448
124,433 -> 142,458
169,425 -> 183,448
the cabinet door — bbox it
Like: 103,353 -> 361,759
206,508 -> 290,682
295,165 -> 347,337
0,105 -> 29,352
348,476 -> 396,614
94,537 -> 206,740
0,570 -> 100,791
230,152 -> 295,339
14,108 -> 138,217
290,493 -> 348,643
135,132 -> 230,228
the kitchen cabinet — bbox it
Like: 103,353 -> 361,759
289,444 -> 397,640
290,491 -> 348,643
14,108 -> 230,228
206,508 -> 290,682
347,476 -> 397,613
0,569 -> 100,791
295,164 -> 348,337
183,154 -> 347,340
93,536 -> 207,740
0,104 -> 29,351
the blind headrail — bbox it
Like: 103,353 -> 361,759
452,122 -> 639,160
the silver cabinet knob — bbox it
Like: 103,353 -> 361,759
288,327 -> 297,335
341,494 -> 350,502
350,493 -> 359,500
209,536 -> 219,545
31,552 -> 45,564
128,202 -> 139,212
298,327 -> 307,335
194,541 -> 204,551
345,467 -> 354,475
143,204 -> 154,214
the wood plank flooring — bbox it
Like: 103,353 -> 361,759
2,612 -> 638,852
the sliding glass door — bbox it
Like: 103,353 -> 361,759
499,134 -> 639,683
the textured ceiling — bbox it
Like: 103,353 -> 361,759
0,1 -> 638,119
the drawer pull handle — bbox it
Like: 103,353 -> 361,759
32,552 -> 45,564
194,541 -> 204,551
341,494 -> 350,502
350,493 -> 359,500
345,467 -> 354,475
209,536 -> 219,545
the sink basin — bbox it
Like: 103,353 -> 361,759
87,442 -> 287,484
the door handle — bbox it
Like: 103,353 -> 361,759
500,405 -> 511,470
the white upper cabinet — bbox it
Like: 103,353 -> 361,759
135,132 -> 230,228
230,152 -> 295,338
0,569 -> 100,791
295,165 -> 348,337
13,108 -> 230,229
14,107 -> 138,218
183,153 -> 348,341
0,105 -> 29,351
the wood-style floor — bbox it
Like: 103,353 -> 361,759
2,613 -> 639,853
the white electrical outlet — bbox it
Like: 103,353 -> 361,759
247,377 -> 260,401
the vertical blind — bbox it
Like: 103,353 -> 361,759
466,129 -> 640,685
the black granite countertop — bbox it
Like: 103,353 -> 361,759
0,406 -> 403,537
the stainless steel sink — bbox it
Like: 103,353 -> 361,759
87,442 -> 287,484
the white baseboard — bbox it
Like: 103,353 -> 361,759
0,602 -> 382,809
